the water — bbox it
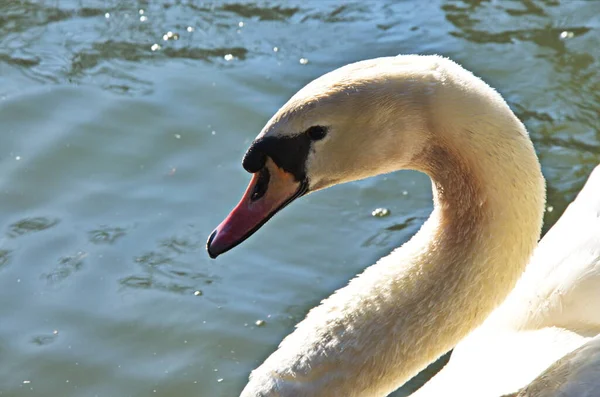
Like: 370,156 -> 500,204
0,1 -> 598,396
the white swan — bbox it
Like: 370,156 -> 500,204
413,164 -> 600,397
508,334 -> 600,397
207,55 -> 548,396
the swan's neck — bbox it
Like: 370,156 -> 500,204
362,138 -> 545,393
262,139 -> 543,397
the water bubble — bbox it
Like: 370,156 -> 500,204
174,134 -> 181,139
238,21 -> 244,27
23,380 -> 31,384
560,31 -> 574,39
255,319 -> 266,327
104,12 -> 110,19
163,32 -> 176,41
217,378 -> 223,383
151,44 -> 161,51
139,16 -> 147,22
211,130 -> 216,135
546,205 -> 554,213
223,54 -> 234,61
273,47 -> 279,52
372,208 -> 390,217
299,58 -> 308,65
163,31 -> 178,41
15,156 -> 21,160
139,9 -> 144,15
402,190 -> 408,196
187,26 -> 195,32
193,290 -> 202,296
53,330 -> 58,335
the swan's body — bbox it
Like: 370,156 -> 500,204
414,164 -> 600,397
208,55 -> 547,396
509,335 -> 600,397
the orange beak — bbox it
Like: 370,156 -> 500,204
207,158 -> 307,258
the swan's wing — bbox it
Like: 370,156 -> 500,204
411,327 -> 587,397
490,163 -> 600,331
514,334 -> 600,397
515,164 -> 600,331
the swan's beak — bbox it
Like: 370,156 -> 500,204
207,158 -> 307,258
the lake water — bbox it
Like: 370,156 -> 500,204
1,1 -> 599,396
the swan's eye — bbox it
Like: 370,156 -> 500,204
251,168 -> 270,201
305,125 -> 328,141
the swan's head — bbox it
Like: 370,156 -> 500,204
207,57 -> 435,258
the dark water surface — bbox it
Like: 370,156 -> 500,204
1,1 -> 599,396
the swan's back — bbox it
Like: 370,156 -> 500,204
512,165 -> 600,332
512,334 -> 600,397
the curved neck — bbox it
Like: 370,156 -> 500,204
277,134 -> 542,397
348,140 -> 543,395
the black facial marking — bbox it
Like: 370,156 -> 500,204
242,134 -> 312,182
242,144 -> 267,173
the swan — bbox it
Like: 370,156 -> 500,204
506,335 -> 600,397
413,163 -> 600,397
206,54 -> 547,396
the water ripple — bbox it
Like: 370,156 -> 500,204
70,41 -> 248,76
42,251 -> 87,284
0,53 -> 40,67
7,217 -> 60,238
0,2 -> 101,35
0,249 -> 11,270
30,330 -> 59,346
218,3 -> 300,21
119,275 -> 196,295
88,225 -> 127,245
123,235 -> 218,295
362,216 -> 420,248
